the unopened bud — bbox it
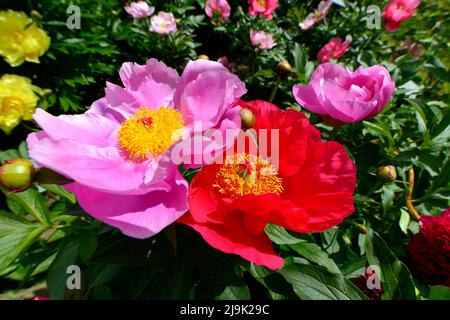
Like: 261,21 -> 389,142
42,88 -> 52,95
30,10 -> 43,20
240,108 -> 256,129
276,61 -> 293,76
0,158 -> 36,192
377,165 -> 397,181
197,54 -> 209,60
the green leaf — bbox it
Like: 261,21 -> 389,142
216,285 -> 250,300
0,211 -> 46,273
363,120 -> 395,150
279,264 -> 368,300
364,229 -> 417,300
289,242 -> 341,274
265,224 -> 303,244
78,230 -> 98,263
399,209 -> 411,234
429,285 -> 450,300
7,188 -> 51,226
47,239 -> 80,300
40,184 -> 76,204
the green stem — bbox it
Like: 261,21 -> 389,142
269,77 -> 281,103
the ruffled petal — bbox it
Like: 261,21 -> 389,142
173,60 -> 246,131
180,212 -> 285,270
27,133 -> 168,195
32,108 -> 120,147
66,169 -> 188,239
283,141 -> 356,232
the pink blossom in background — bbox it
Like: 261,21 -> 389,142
292,63 -> 395,124
383,0 -> 421,32
150,11 -> 177,34
205,0 -> 231,23
124,1 -> 155,19
317,38 -> 351,63
248,0 -> 279,20
27,59 -> 246,239
249,29 -> 276,50
402,38 -> 424,60
218,56 -> 231,69
299,0 -> 333,30
33,296 -> 50,301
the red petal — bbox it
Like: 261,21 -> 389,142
181,211 -> 285,270
283,141 -> 356,232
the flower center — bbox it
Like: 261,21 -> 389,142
117,106 -> 185,160
256,0 -> 267,8
213,153 -> 283,198
1,96 -> 23,113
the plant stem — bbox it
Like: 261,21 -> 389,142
269,77 -> 281,103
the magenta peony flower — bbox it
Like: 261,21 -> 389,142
249,29 -> 276,50
27,59 -> 246,239
150,11 -> 177,34
317,38 -> 351,63
248,0 -> 279,20
205,0 -> 231,23
407,208 -> 450,287
299,0 -> 333,30
383,0 -> 420,32
293,63 -> 395,124
124,1 -> 155,19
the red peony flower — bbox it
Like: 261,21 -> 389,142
179,100 -> 356,269
317,38 -> 351,63
383,0 -> 420,32
248,0 -> 279,20
406,208 -> 450,287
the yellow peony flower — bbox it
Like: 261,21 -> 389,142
0,74 -> 43,134
0,10 -> 51,67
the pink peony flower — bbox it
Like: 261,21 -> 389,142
27,59 -> 246,239
248,0 -> 279,20
124,1 -> 155,19
249,29 -> 276,50
299,0 -> 333,30
383,0 -> 420,32
293,63 -> 395,124
205,0 -> 231,23
150,11 -> 177,34
317,38 -> 351,63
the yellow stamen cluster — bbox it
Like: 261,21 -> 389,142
117,106 -> 185,161
214,153 -> 283,198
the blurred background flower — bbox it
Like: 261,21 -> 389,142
0,10 -> 50,67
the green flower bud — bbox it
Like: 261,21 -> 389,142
377,165 -> 397,181
0,158 -> 36,192
239,108 -> 256,129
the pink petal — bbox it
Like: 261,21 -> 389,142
66,169 -> 188,239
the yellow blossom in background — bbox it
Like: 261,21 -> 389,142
0,74 -> 43,134
0,10 -> 51,67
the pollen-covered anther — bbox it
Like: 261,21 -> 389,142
213,153 -> 283,198
117,106 -> 185,160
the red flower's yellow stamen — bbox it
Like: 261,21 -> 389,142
213,153 -> 283,198
117,106 -> 185,160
